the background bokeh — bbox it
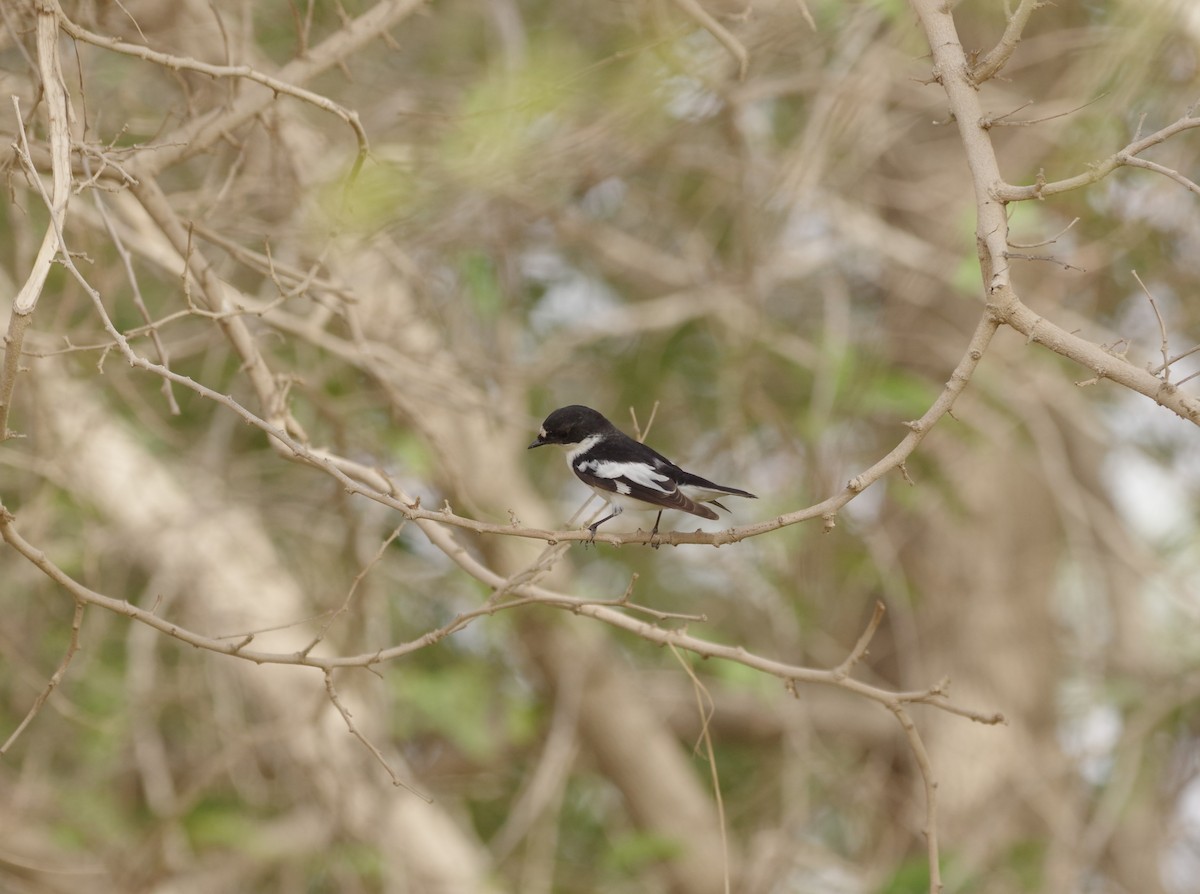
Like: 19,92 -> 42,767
2,1 -> 1200,892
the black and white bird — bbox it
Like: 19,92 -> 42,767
528,405 -> 756,541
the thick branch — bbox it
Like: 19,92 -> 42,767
988,285 -> 1200,422
1,5 -> 73,439
911,0 -> 1200,430
908,0 -> 1012,294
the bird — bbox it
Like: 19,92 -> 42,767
528,405 -> 756,542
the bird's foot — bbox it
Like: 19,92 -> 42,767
648,511 -> 663,549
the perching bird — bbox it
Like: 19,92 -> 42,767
528,405 -> 756,541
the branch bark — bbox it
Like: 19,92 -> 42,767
909,0 -> 1200,428
0,3 -> 73,439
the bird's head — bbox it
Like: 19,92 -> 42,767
528,405 -> 612,449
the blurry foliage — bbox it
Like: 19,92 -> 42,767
602,829 -> 686,876
880,857 -> 936,894
391,661 -> 538,763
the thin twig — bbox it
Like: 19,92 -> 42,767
670,643 -> 731,894
629,401 -> 660,443
1,599 -> 85,756
1118,153 -> 1200,198
995,112 -> 1200,202
300,524 -> 407,657
56,10 -> 372,188
1150,343 -> 1200,377
983,93 -> 1108,129
323,669 -> 428,798
889,704 -> 943,893
1008,216 -> 1079,249
1003,251 -> 1086,272
80,154 -> 180,414
980,98 -> 1033,126
832,600 -> 886,680
1132,271 -> 1171,381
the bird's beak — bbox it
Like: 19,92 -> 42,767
527,429 -> 547,449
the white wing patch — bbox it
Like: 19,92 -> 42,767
580,460 -> 673,493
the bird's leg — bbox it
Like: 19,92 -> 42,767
586,509 -> 618,546
649,510 -> 663,550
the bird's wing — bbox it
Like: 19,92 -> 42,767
676,474 -> 757,500
633,439 -> 757,500
573,458 -> 719,520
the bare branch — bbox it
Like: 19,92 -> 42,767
832,601 -> 886,681
0,499 -> 1004,732
1117,153 -> 1200,198
629,401 -> 660,443
1,2 -> 74,439
970,0 -> 1042,84
995,112 -> 1200,202
0,598 -> 84,756
300,523 -> 407,657
889,704 -> 943,893
1008,216 -> 1079,249
56,10 -> 372,187
911,0 -> 1200,429
1150,343 -> 1200,378
75,0 -> 429,182
670,643 -> 732,894
983,93 -> 1109,129
988,284 -> 1200,423
81,155 -> 180,414
1132,271 -> 1171,382
324,669 -> 429,797
909,0 -> 1014,295
1003,251 -> 1086,272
